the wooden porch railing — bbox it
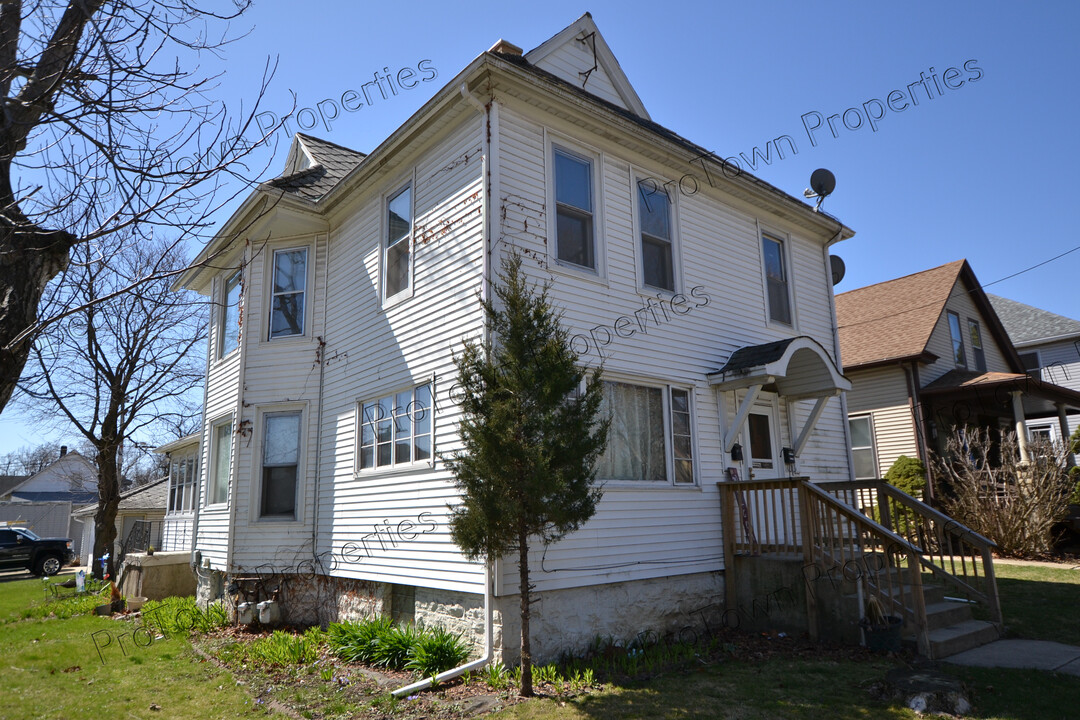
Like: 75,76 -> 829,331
719,478 -> 931,656
818,480 -> 1003,630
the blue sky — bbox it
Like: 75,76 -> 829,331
1,0 -> 1076,453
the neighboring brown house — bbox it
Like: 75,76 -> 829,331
836,259 -> 1080,495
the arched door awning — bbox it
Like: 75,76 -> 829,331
707,336 -> 851,457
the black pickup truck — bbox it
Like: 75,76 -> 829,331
0,526 -> 74,576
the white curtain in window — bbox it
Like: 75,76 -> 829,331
597,381 -> 666,481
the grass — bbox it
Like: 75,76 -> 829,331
2,576 -> 282,719
990,562 -> 1080,644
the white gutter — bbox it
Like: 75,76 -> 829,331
392,561 -> 494,697
390,82 -> 496,698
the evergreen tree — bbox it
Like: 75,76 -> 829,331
446,251 -> 609,697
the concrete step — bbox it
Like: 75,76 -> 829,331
924,600 -> 974,631
927,619 -> 999,658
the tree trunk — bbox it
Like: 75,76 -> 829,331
517,526 -> 534,697
0,226 -> 75,412
91,442 -> 121,580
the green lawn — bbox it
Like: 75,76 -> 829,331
991,562 -> 1080,644
1,577 -> 281,720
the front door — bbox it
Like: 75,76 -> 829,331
745,396 -> 782,480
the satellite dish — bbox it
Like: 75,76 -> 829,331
830,255 -> 846,286
810,168 -> 836,198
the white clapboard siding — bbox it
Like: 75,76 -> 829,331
494,102 -> 851,593
531,40 -> 629,112
845,367 -> 919,478
1034,339 -> 1080,392
923,283 -> 1012,385
162,515 -> 193,553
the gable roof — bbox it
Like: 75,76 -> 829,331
72,477 -> 168,517
5,451 -> 97,497
987,294 -> 1080,347
263,133 -> 366,204
0,474 -> 29,497
836,260 -> 1021,372
524,12 -> 650,120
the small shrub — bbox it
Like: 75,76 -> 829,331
243,628 -> 324,666
405,626 -> 470,678
885,455 -> 927,498
327,615 -> 393,664
372,623 -> 419,669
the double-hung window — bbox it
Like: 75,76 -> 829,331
385,184 -> 412,299
554,147 -> 595,269
219,270 -> 241,357
167,453 -> 197,514
967,319 -> 986,372
947,311 -> 966,367
762,235 -> 792,325
637,179 -> 674,291
848,416 -> 878,480
270,248 -> 307,339
595,380 -> 695,485
358,383 -> 432,471
261,412 -> 301,518
209,421 -> 232,506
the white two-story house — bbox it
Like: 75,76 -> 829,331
177,14 -> 858,662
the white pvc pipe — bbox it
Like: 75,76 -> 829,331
392,560 -> 493,697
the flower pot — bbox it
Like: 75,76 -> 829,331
862,615 -> 903,652
127,596 -> 147,612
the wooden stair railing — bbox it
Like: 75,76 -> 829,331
819,480 -> 1003,631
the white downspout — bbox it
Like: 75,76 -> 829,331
822,229 -> 855,480
392,561 -> 494,697
390,82 -> 495,698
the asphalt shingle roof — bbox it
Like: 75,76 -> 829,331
836,260 -> 966,369
987,294 -> 1080,345
264,134 -> 366,203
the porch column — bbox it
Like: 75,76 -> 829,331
1058,403 -> 1076,468
1011,391 -> 1031,464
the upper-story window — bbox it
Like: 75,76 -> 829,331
967,319 -> 987,372
358,383 -> 433,472
1019,351 -> 1041,379
947,311 -> 966,367
554,147 -> 595,270
219,270 -> 241,357
595,380 -> 695,485
270,248 -> 307,339
762,234 -> 792,325
385,184 -> 412,300
637,179 -> 675,291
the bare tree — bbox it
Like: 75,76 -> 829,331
934,428 -> 1073,557
20,238 -> 206,578
0,440 -> 61,475
0,0 -> 277,414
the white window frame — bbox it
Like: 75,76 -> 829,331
382,178 -> 415,306
759,228 -> 796,329
267,245 -> 311,340
207,418 -> 232,508
594,375 -> 698,487
546,131 -> 606,281
166,450 -> 198,515
947,311 -> 967,368
217,269 -> 242,359
633,171 -> 681,294
356,381 -> 435,475
254,404 -> 306,522
848,414 -> 879,481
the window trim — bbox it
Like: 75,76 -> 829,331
355,380 -> 435,476
382,178 -> 415,307
267,245 -> 311,341
217,269 -> 242,359
633,171 -> 681,294
967,317 -> 987,372
166,450 -> 199,515
947,311 -> 967,368
545,131 -> 606,281
206,418 -> 233,508
593,374 -> 698,488
253,404 -> 307,523
759,229 -> 796,329
848,414 -> 879,481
